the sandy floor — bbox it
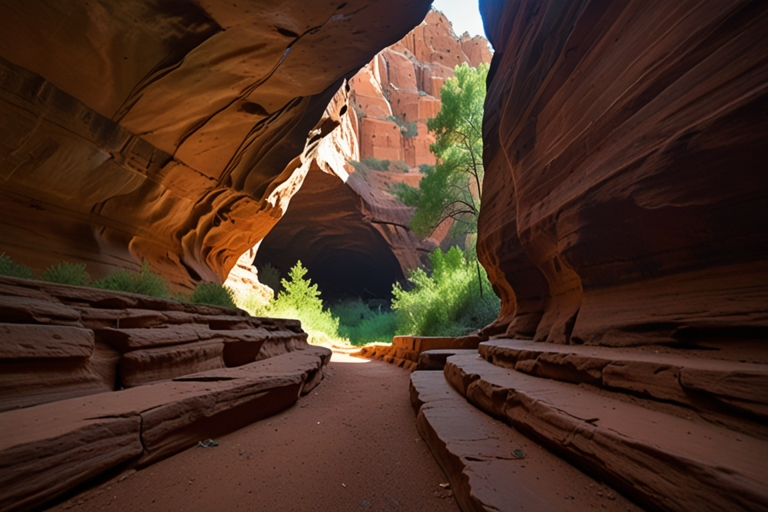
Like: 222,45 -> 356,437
51,353 -> 460,512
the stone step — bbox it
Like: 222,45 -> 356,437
445,353 -> 768,511
355,335 -> 483,371
416,349 -> 477,371
480,339 -> 768,419
0,346 -> 330,511
409,371 -> 641,512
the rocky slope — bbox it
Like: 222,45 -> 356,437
0,0 -> 432,289
254,10 -> 492,299
0,275 -> 331,510
477,0 -> 768,346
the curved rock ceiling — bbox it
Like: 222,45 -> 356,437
478,0 -> 768,345
0,0 -> 431,288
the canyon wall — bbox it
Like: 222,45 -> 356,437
478,0 -> 768,346
255,10 -> 492,299
0,0 -> 432,289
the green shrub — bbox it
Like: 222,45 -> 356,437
92,260 -> 170,298
0,253 -> 33,279
386,115 -> 419,138
349,158 -> 393,174
392,160 -> 410,173
392,246 -> 499,337
42,261 -> 90,286
332,298 -> 397,346
247,261 -> 341,345
362,157 -> 390,171
258,262 -> 283,294
188,282 -> 236,309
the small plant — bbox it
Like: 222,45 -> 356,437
258,262 -> 283,294
332,298 -> 396,346
362,157 -> 390,171
188,282 -> 236,309
386,115 -> 418,138
349,158 -> 392,173
245,261 -> 341,345
402,121 -> 418,138
392,160 -> 410,173
42,262 -> 89,286
92,260 -> 170,298
392,246 -> 499,337
0,253 -> 33,279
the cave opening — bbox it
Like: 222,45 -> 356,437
253,169 -> 408,305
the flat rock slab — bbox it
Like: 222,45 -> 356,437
446,354 -> 768,512
481,339 -> 768,418
410,371 -> 641,512
0,347 -> 331,511
0,295 -> 82,326
0,323 -> 93,359
417,349 -> 477,371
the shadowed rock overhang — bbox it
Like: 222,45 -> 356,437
0,0 -> 432,288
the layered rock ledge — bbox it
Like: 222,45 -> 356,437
0,276 -> 330,510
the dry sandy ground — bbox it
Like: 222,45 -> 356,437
50,353 -> 460,512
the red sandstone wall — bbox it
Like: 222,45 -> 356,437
478,0 -> 768,346
349,10 -> 492,168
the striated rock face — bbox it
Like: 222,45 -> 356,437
0,275 -> 312,411
478,0 -> 768,346
0,275 -> 331,510
254,10 -> 492,299
351,9 -> 492,167
0,0 -> 432,289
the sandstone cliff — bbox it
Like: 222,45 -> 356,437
0,0 -> 432,289
478,0 -> 768,346
254,9 -> 492,299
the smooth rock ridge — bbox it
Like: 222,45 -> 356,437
409,370 -> 640,512
444,353 -> 768,511
0,276 -> 308,412
0,347 -> 331,511
477,0 -> 768,346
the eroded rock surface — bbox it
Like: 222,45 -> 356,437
477,0 -> 768,345
0,276 -> 309,411
0,0 -> 432,289
0,275 -> 331,510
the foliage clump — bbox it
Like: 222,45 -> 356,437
387,115 -> 418,138
0,253 -> 33,279
331,298 -> 397,346
187,282 -> 237,309
258,262 -> 283,294
392,247 -> 499,337
392,62 -> 489,240
92,260 -> 170,298
246,261 -> 341,345
350,157 -> 392,173
42,262 -> 90,286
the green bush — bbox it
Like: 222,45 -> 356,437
392,246 -> 499,337
0,253 -> 33,279
248,261 -> 341,345
42,261 -> 90,286
258,262 -> 282,294
92,260 -> 170,298
386,115 -> 418,138
392,160 -> 410,173
332,298 -> 397,346
188,282 -> 236,309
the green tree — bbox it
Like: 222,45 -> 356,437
392,62 -> 488,240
